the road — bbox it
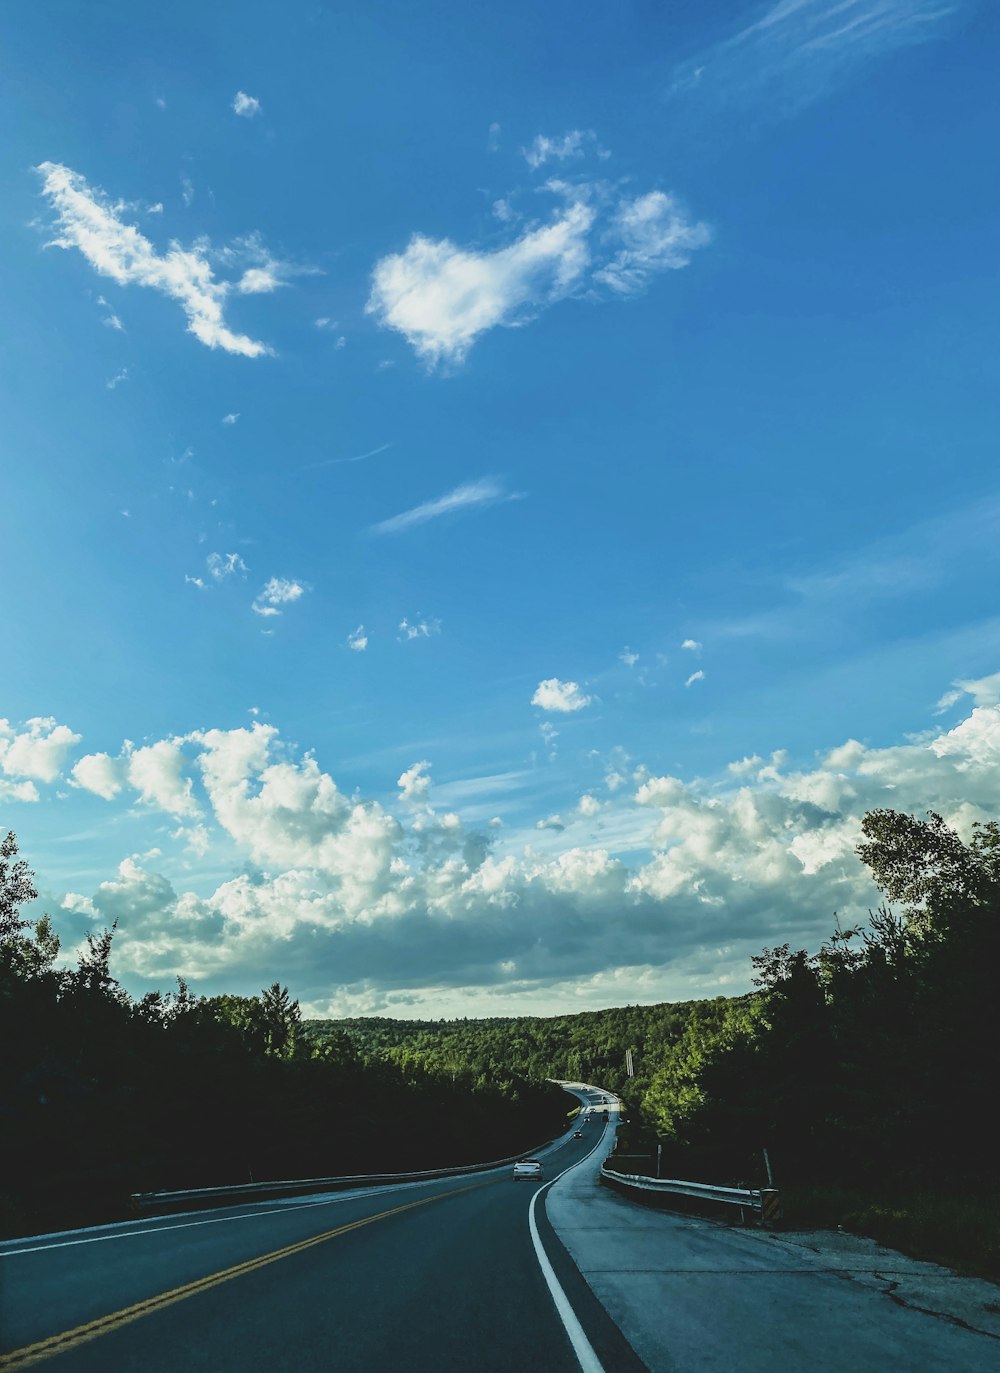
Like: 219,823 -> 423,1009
0,1088 -> 644,1373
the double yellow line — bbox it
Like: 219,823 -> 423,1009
0,1181 -> 485,1370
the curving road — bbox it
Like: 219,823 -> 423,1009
0,1088 -> 645,1373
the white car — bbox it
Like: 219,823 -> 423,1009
513,1159 -> 543,1181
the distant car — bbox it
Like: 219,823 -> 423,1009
573,1129 -> 583,1138
513,1159 -> 543,1182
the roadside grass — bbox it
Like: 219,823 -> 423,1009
781,1185 -> 1000,1285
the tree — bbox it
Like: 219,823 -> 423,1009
0,830 -> 60,983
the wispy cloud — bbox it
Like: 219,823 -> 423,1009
522,129 -> 592,169
671,0 -> 961,117
681,638 -> 702,651
106,367 -> 129,390
398,616 -> 440,641
304,442 -> 394,472
685,669 -> 705,687
207,552 -> 248,581
221,412 -> 240,425
36,162 -> 279,357
371,477 -> 521,535
96,295 -> 124,331
348,625 -> 368,652
595,192 -> 711,295
232,91 -> 261,118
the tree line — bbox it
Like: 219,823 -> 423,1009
0,831 -> 567,1238
619,808 -> 1000,1200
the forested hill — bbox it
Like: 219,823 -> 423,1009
306,996 -> 740,1089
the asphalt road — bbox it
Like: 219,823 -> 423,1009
0,1089 -> 643,1373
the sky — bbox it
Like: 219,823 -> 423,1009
2,0 -> 1000,1019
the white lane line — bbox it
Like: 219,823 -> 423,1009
0,1177 -> 458,1257
2,1117 -> 586,1260
527,1102 -> 612,1373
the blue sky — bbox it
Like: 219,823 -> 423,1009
3,0 -> 1000,1017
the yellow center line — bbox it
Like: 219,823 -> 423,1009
0,1180 -> 488,1371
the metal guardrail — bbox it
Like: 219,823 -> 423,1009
130,1132 -> 572,1215
601,1162 -> 780,1226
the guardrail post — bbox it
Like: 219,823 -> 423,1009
759,1189 -> 782,1228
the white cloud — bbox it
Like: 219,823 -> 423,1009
127,739 -> 199,818
398,761 -> 432,804
54,692 -> 1000,1010
0,779 -> 40,803
685,670 -> 705,687
180,175 -> 194,208
207,552 -> 248,581
488,122 -> 501,151
398,616 -> 440,641
97,295 -> 124,331
36,162 -> 275,357
367,200 -> 595,366
681,638 -> 702,651
106,368 -> 129,390
522,130 -> 590,170
595,192 -> 711,295
0,717 -> 81,783
620,647 -> 639,667
185,575 -> 206,589
671,0 -> 959,118
71,751 -> 125,800
578,794 -> 601,817
372,477 -> 521,535
531,679 -> 593,713
232,91 -> 261,118
222,412 -> 240,425
348,625 -> 368,652
252,577 -> 306,617
934,669 -> 1000,714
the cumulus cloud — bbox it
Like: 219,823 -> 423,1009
232,91 -> 261,118
398,761 -> 432,804
252,577 -> 306,617
0,717 -> 81,783
36,162 -> 280,357
531,679 -> 593,713
127,739 -> 199,818
347,625 -> 368,652
222,412 -> 240,425
372,478 -> 520,535
681,638 -> 702,651
367,200 -> 595,366
578,794 -> 601,817
49,692 -> 1000,1010
71,751 -> 125,800
595,192 -> 711,295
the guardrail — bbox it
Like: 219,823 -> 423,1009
601,1162 -> 781,1227
130,1129 -> 575,1216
